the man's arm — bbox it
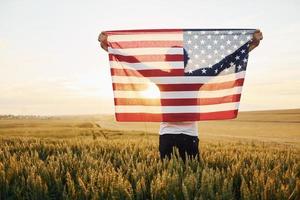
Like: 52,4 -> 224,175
249,29 -> 263,52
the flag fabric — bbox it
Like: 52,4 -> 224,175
105,29 -> 256,122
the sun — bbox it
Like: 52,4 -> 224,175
140,83 -> 161,99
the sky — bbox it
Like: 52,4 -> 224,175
0,0 -> 300,115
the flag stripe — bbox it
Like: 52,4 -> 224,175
112,71 -> 246,84
109,41 -> 183,49
115,110 -> 238,122
114,94 -> 241,106
110,61 -> 184,70
108,33 -> 183,42
113,78 -> 244,91
115,102 -> 239,113
111,68 -> 184,77
106,29 -> 183,35
109,54 -> 183,63
108,47 -> 183,56
113,86 -> 243,99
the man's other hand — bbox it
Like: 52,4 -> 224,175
249,29 -> 263,52
98,32 -> 108,52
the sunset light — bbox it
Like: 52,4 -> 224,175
140,82 -> 161,99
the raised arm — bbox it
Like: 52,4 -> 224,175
249,29 -> 263,52
98,31 -> 108,52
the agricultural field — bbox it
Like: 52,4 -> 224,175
0,109 -> 299,199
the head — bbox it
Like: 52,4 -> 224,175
183,48 -> 190,67
165,46 -> 190,67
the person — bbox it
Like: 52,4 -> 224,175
98,29 -> 263,161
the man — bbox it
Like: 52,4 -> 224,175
98,29 -> 263,161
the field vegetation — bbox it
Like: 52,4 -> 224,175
0,109 -> 299,199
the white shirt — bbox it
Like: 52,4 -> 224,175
159,122 -> 198,137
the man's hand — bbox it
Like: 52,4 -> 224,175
249,29 -> 263,52
98,32 -> 108,52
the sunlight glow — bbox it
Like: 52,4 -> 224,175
140,83 -> 160,99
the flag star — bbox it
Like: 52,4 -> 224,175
228,31 -> 233,34
241,49 -> 246,53
215,59 -> 219,63
201,31 -> 206,35
194,35 -> 199,39
246,35 -> 251,40
195,64 -> 199,68
237,65 -> 242,70
201,69 -> 207,74
243,58 -> 248,63
230,62 -> 235,67
207,54 -> 212,59
201,49 -> 205,54
194,45 -> 199,49
207,45 -> 212,49
220,45 -> 225,49
187,31 -> 192,34
227,49 -> 232,53
201,59 -> 206,63
242,31 -> 246,35
194,54 -> 199,59
240,40 -> 245,44
214,50 -> 218,54
220,35 -> 225,39
233,45 -> 238,49
214,69 -> 218,73
221,54 -> 225,58
187,40 -> 192,44
247,43 -> 250,47
233,35 -> 238,40
213,40 -> 218,44
225,68 -> 229,72
188,69 -> 193,74
235,55 -> 240,60
214,31 -> 219,34
200,40 -> 205,44
207,35 -> 212,39
226,40 -> 231,45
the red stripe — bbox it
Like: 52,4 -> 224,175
113,79 -> 244,91
115,110 -> 238,122
109,54 -> 183,63
111,68 -> 184,77
159,79 -> 244,91
109,41 -> 183,49
106,29 -> 183,35
114,94 -> 241,106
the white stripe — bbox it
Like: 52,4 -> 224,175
112,71 -> 246,84
115,102 -> 239,114
110,61 -> 184,70
108,47 -> 183,56
108,34 -> 182,42
114,86 -> 243,99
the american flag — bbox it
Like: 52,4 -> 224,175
106,29 -> 255,122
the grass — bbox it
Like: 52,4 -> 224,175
0,109 -> 299,199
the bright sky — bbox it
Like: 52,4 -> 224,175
0,0 -> 299,115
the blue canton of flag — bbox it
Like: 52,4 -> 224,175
183,29 -> 254,76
